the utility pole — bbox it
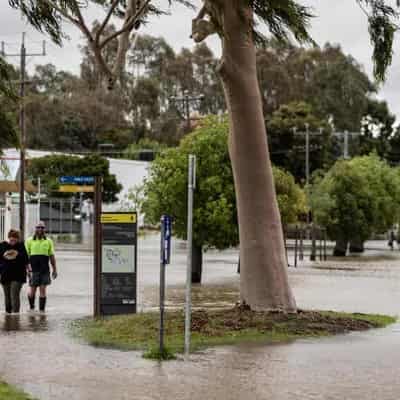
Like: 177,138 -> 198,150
170,90 -> 204,131
332,131 -> 361,159
1,33 -> 46,239
293,124 -> 324,261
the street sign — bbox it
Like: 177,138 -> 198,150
100,212 -> 138,315
59,176 -> 95,185
101,213 -> 137,224
161,215 -> 172,265
159,214 -> 173,355
58,184 -> 94,193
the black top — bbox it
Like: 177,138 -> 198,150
0,241 -> 29,284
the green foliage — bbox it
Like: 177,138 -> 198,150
267,101 -> 332,181
143,116 -> 305,249
311,154 -> 400,243
143,346 -> 177,361
124,138 -> 167,161
27,154 -> 122,203
0,57 -> 18,150
0,381 -> 36,400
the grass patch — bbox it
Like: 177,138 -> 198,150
0,382 -> 36,400
72,307 -> 396,359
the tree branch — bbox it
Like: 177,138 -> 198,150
95,0 -> 121,44
71,0 -> 94,42
39,0 -> 80,26
100,0 -> 151,49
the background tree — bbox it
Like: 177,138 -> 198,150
27,154 -> 122,202
311,154 -> 400,256
0,58 -> 18,151
143,116 -> 306,283
267,101 -> 332,182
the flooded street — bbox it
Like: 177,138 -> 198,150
1,235 -> 399,400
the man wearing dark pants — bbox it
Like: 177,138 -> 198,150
26,221 -> 58,312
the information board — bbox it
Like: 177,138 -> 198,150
100,212 -> 137,315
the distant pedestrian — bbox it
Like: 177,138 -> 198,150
0,229 -> 30,314
26,221 -> 58,313
388,231 -> 396,251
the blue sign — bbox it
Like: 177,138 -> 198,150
59,176 -> 95,185
161,215 -> 172,265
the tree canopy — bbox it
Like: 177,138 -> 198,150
143,115 -> 306,250
27,153 -> 122,203
8,1 -> 400,83
311,154 -> 400,255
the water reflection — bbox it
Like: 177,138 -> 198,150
1,313 -> 48,332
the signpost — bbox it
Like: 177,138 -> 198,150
159,214 -> 172,355
99,212 -> 138,315
184,155 -> 196,358
59,176 -> 95,194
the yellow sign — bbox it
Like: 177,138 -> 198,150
101,213 -> 137,224
59,185 -> 94,193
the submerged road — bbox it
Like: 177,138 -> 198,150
1,235 -> 399,400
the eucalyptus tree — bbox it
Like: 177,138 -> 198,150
10,0 -> 400,312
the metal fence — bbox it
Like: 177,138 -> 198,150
284,225 -> 328,267
39,199 -> 82,235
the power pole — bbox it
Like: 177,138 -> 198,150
170,90 -> 204,131
332,131 -> 361,159
293,124 -> 324,261
1,33 -> 46,239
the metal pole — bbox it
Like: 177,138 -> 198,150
19,33 -> 26,240
37,177 -> 41,221
185,91 -> 191,131
305,123 -> 310,228
94,178 -> 102,317
344,131 -> 349,159
294,226 -> 298,268
159,218 -> 166,355
184,155 -> 196,358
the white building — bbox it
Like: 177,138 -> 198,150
0,149 -> 150,237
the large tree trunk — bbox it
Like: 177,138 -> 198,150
191,243 -> 203,284
333,238 -> 348,256
218,1 -> 296,312
349,237 -> 365,253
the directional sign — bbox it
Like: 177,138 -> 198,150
59,176 -> 95,185
58,184 -> 94,193
161,215 -> 172,265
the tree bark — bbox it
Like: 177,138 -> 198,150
218,1 -> 296,312
191,243 -> 203,284
333,238 -> 348,256
349,238 -> 365,253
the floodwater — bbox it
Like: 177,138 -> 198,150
0,235 -> 399,400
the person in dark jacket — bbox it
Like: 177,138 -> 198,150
0,229 -> 30,314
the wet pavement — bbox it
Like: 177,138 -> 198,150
1,235 -> 400,400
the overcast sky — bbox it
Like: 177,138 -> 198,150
1,1 -> 399,120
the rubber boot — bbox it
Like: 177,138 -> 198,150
28,295 -> 35,311
39,297 -> 46,312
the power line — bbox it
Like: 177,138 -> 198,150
1,32 -> 47,239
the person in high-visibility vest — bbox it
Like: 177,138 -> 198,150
26,221 -> 58,312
